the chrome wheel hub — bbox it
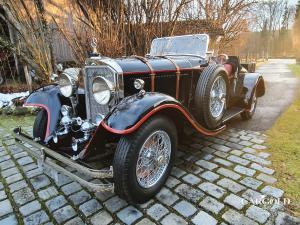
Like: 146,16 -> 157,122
210,76 -> 227,118
136,130 -> 171,188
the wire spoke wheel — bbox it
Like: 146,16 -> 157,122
136,130 -> 171,188
209,76 -> 226,118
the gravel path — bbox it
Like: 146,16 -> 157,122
229,59 -> 299,131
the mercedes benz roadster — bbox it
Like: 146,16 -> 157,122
14,34 -> 265,203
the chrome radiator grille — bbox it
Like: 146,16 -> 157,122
84,66 -> 116,123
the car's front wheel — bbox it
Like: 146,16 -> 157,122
113,115 -> 177,204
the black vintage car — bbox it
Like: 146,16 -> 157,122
14,34 -> 265,203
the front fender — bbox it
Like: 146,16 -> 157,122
243,73 -> 265,105
24,85 -> 61,138
104,93 -> 178,131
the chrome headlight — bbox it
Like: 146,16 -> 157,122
58,68 -> 80,97
92,76 -> 114,105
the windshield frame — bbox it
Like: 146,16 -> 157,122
149,34 -> 210,58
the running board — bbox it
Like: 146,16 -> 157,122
222,107 -> 245,123
12,127 -> 114,192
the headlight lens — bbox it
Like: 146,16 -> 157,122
92,76 -> 114,105
59,74 -> 73,97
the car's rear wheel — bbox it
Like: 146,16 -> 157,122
113,115 -> 177,204
194,65 -> 228,129
241,91 -> 257,120
33,109 -> 48,141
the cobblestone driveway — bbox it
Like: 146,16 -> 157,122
0,127 -> 299,225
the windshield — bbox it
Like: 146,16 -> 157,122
150,34 -> 209,58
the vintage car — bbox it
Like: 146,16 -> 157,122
14,34 -> 265,203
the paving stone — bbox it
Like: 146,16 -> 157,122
0,214 -> 18,225
213,158 -> 233,167
243,153 -> 271,166
0,190 -> 6,200
222,209 -> 258,225
224,194 -> 248,210
69,189 -> 91,205
185,164 -> 204,174
200,171 -> 220,182
199,196 -> 224,214
216,168 -> 241,180
227,155 -> 250,166
246,205 -> 270,223
5,173 -> 23,184
54,173 -> 73,187
22,163 -> 38,172
0,159 -> 15,170
17,156 -> 34,166
261,186 -> 284,198
198,182 -> 226,199
211,144 -> 231,152
171,167 -> 187,178
165,176 -> 181,188
225,142 -> 244,150
234,165 -> 256,176
25,168 -> 43,178
46,195 -> 67,212
30,175 -> 50,190
23,210 -> 49,225
147,203 -> 169,220
0,183 -> 3,191
79,199 -> 102,217
252,144 -> 267,150
174,200 -> 197,217
228,137 -> 240,143
161,213 -> 187,225
175,184 -> 205,203
13,151 -> 28,159
19,200 -> 41,216
0,154 -> 11,163
138,199 -> 154,209
117,206 -> 143,225
240,177 -> 263,189
136,218 -> 156,225
214,151 -> 229,158
230,149 -> 243,156
95,191 -> 115,202
257,173 -> 277,184
242,189 -> 265,204
195,160 -> 218,170
61,181 -> 82,195
156,187 -> 179,205
1,167 -> 19,178
0,199 -> 13,217
64,217 -> 85,225
257,152 -> 271,159
12,187 -> 35,206
202,147 -> 216,155
240,135 -> 251,141
242,147 -> 257,154
250,163 -> 274,175
275,211 -> 300,225
53,205 -> 76,223
9,180 -> 28,192
182,174 -> 201,185
91,210 -> 113,225
202,153 -> 214,160
104,195 -> 128,213
217,178 -> 246,193
192,211 -> 217,225
37,186 -> 59,200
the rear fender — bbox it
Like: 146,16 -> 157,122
24,85 -> 61,139
243,73 -> 265,106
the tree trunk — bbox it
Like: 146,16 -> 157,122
23,64 -> 32,92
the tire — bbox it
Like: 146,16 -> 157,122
194,64 -> 228,129
113,115 -> 177,204
33,109 -> 48,141
241,91 -> 257,120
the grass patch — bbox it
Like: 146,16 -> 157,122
266,64 -> 300,216
0,114 -> 34,131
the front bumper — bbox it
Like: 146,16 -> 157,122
13,127 -> 114,192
